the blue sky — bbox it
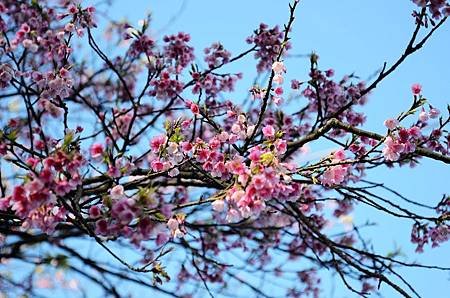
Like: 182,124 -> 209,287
22,1 -> 449,297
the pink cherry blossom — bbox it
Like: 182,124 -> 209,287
384,118 -> 399,130
272,61 -> 286,73
411,83 -> 422,95
382,136 -> 405,161
211,199 -> 225,212
273,74 -> 284,85
90,143 -> 104,159
262,125 -> 276,138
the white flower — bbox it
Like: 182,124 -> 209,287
167,218 -> 179,231
271,61 -> 286,74
110,185 -> 125,200
211,200 -> 225,212
273,74 -> 284,85
168,168 -> 179,177
246,125 -> 256,137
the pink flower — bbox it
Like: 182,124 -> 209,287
26,157 -> 40,168
211,161 -> 227,178
0,143 -> 6,155
150,135 -> 166,152
181,119 -> 192,129
168,168 -> 179,177
89,205 -> 101,218
419,109 -> 429,122
411,83 -> 422,95
383,118 -> 399,130
229,189 -> 245,203
118,209 -> 134,225
190,102 -> 200,114
409,126 -> 421,138
231,123 -> 241,134
262,125 -> 275,138
272,96 -> 282,105
108,166 -> 120,178
252,174 -> 266,190
226,208 -> 241,222
196,149 -> 210,163
110,185 -> 125,200
180,141 -> 193,153
333,149 -> 346,161
321,165 -> 348,186
95,219 -> 108,235
325,69 -> 335,77
271,61 -> 286,74
90,143 -> 104,159
291,79 -> 301,89
275,139 -> 287,154
167,217 -> 180,232
246,125 -> 256,137
151,159 -> 165,172
0,197 -> 10,210
382,137 -> 405,161
211,199 -> 225,212
67,4 -> 78,14
429,107 -> 440,119
273,74 -> 284,85
249,146 -> 262,162
274,86 -> 283,96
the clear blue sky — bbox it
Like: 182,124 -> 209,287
61,0 -> 450,297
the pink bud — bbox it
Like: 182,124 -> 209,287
190,102 -> 200,114
90,143 -> 104,159
411,83 -> 422,95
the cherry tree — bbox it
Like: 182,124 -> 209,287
0,0 -> 449,297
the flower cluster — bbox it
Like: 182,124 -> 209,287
320,150 -> 351,186
148,125 -> 190,177
413,0 -> 450,19
128,34 -> 156,57
204,42 -> 231,68
206,128 -> 300,221
271,61 -> 287,104
32,68 -> 73,99
246,23 -> 288,72
382,85 -> 447,162
301,67 -> 368,129
163,32 -> 195,73
92,185 -> 162,247
191,72 -> 241,98
382,127 -> 421,162
61,4 -> 96,30
0,148 -> 85,233
411,222 -> 449,252
149,71 -> 184,100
